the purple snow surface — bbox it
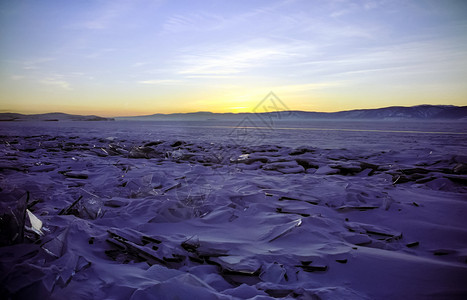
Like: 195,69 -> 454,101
1,120 -> 467,299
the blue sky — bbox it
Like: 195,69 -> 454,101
0,0 -> 466,116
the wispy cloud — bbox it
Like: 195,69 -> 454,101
11,75 -> 25,80
161,1 -> 292,35
86,48 -> 116,59
282,35 -> 467,80
156,1 -> 379,80
40,77 -> 72,90
184,75 -> 236,79
329,0 -> 383,18
21,57 -> 54,70
175,42 -> 304,76
132,62 -> 151,68
138,79 -> 183,85
163,12 -> 225,33
276,81 -> 345,92
78,1 -> 130,30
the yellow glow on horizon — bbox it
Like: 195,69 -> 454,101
2,78 -> 466,117
3,91 -> 467,117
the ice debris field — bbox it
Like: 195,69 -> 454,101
1,120 -> 467,299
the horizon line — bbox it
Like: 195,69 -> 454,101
1,103 -> 463,118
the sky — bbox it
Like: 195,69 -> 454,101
0,0 -> 466,117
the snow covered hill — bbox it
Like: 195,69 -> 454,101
117,105 -> 467,121
0,112 -> 114,122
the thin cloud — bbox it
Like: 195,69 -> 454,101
79,2 -> 128,30
161,1 -> 293,35
284,37 -> 467,81
139,79 -> 183,85
21,57 -> 54,70
276,81 -> 346,92
329,0 -> 382,18
176,43 -> 304,76
11,75 -> 25,80
163,12 -> 225,33
40,78 -> 72,90
132,62 -> 151,68
184,75 -> 236,79
86,48 -> 116,59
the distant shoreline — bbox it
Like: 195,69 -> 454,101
2,104 -> 466,121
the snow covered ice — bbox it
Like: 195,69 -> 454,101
1,120 -> 467,299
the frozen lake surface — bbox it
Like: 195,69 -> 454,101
2,119 -> 466,150
1,119 -> 467,299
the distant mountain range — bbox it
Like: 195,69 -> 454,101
2,105 -> 466,122
117,105 -> 467,121
0,112 -> 114,122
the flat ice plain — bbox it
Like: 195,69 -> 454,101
1,119 -> 467,299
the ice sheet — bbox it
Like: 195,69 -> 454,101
1,120 -> 466,299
